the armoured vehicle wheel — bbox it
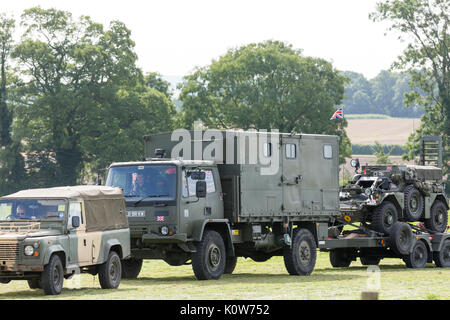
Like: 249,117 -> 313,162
433,240 -> 450,268
99,251 -> 122,289
27,279 -> 42,289
330,249 -> 354,267
425,200 -> 448,233
390,222 -> 414,255
404,240 -> 428,269
360,256 -> 381,266
371,201 -> 398,235
41,254 -> 64,295
121,258 -> 143,279
224,256 -> 237,274
283,228 -> 317,275
192,230 -> 226,280
404,185 -> 424,221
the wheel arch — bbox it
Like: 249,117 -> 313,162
193,219 -> 235,257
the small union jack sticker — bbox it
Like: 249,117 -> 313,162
157,216 -> 164,222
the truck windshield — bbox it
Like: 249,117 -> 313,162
105,165 -> 177,199
0,199 -> 66,221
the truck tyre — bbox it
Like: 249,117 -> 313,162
99,251 -> 122,289
433,240 -> 450,268
224,256 -> 237,274
27,279 -> 42,289
404,240 -> 428,269
371,201 -> 398,235
404,185 -> 424,221
121,258 -> 143,279
360,256 -> 381,266
41,254 -> 64,295
192,230 -> 226,280
389,222 -> 414,255
424,200 -> 448,233
283,229 -> 317,276
329,249 -> 353,268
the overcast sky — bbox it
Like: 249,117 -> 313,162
2,0 -> 406,80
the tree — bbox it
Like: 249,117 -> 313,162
371,0 -> 450,178
371,141 -> 393,164
179,40 -> 351,162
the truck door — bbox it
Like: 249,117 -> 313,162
68,201 -> 92,266
281,136 -> 302,212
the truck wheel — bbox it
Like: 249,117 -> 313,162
224,256 -> 237,274
121,258 -> 143,279
27,279 -> 42,289
424,200 -> 448,233
404,240 -> 428,269
371,201 -> 398,235
404,185 -> 424,221
389,222 -> 414,255
329,249 -> 354,268
433,240 -> 450,268
41,254 -> 64,295
283,229 -> 317,275
192,230 -> 226,280
99,251 -> 122,289
360,256 -> 381,266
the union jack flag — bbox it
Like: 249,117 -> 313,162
330,107 -> 343,120
157,216 -> 164,222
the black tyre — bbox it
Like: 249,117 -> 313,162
41,254 -> 64,295
121,258 -> 143,279
360,256 -> 381,266
99,251 -> 122,289
329,249 -> 353,268
404,185 -> 424,221
424,200 -> 448,233
404,240 -> 428,269
433,240 -> 450,268
224,256 -> 237,274
389,222 -> 414,255
27,279 -> 42,289
283,229 -> 317,276
192,230 -> 226,280
371,201 -> 398,235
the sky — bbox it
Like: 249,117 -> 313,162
2,0 -> 406,80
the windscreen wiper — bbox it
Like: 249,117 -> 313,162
133,194 -> 169,206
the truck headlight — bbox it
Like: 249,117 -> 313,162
364,188 -> 372,196
24,245 -> 34,256
160,226 -> 169,236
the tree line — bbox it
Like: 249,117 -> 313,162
0,0 -> 448,196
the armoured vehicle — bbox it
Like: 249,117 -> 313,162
105,130 -> 340,279
0,186 -> 130,295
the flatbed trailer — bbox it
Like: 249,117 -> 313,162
319,222 -> 450,268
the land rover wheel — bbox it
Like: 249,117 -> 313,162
283,228 -> 317,275
121,258 -> 143,279
27,279 -> 42,289
433,240 -> 450,268
404,185 -> 424,221
99,251 -> 122,289
404,240 -> 428,269
424,200 -> 448,233
329,249 -> 353,268
41,254 -> 64,295
371,201 -> 398,235
192,230 -> 226,280
390,222 -> 414,255
224,256 -> 237,274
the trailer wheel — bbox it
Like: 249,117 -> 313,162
389,222 -> 414,255
192,230 -> 226,280
404,185 -> 424,221
283,228 -> 317,275
404,240 -> 428,269
424,200 -> 448,233
433,240 -> 450,268
371,201 -> 398,235
329,249 -> 353,268
121,258 -> 143,279
224,256 -> 237,274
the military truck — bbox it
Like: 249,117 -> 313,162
105,131 -> 340,279
0,186 -> 130,295
339,136 -> 448,235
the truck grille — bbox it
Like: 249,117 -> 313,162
0,241 -> 19,261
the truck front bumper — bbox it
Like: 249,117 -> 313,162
142,233 -> 188,243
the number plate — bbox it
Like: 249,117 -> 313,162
126,210 -> 145,217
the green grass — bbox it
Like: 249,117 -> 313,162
0,252 -> 449,300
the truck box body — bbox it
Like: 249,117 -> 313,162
144,131 -> 340,223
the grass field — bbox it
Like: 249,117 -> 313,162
0,252 -> 448,300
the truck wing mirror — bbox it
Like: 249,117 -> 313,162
189,171 -> 206,180
71,216 -> 80,228
196,181 -> 207,198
